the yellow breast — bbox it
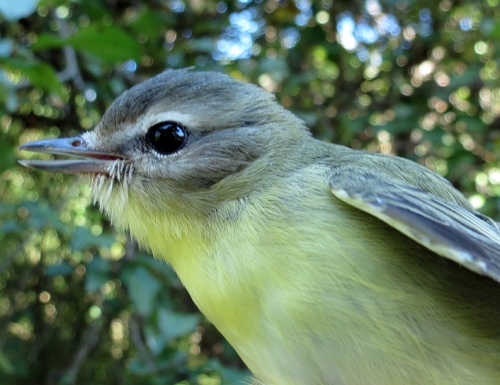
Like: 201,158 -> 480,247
116,171 -> 500,385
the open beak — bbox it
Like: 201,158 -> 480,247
18,137 -> 125,174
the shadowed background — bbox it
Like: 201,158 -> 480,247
1,0 -> 500,384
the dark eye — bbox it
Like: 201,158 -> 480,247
147,122 -> 188,155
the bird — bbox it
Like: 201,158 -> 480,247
19,68 -> 500,385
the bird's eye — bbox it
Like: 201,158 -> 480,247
147,122 -> 188,155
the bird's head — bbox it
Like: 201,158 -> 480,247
19,69 -> 309,230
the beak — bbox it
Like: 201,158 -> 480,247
18,137 -> 125,174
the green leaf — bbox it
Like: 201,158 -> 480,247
294,111 -> 318,126
0,350 -> 14,374
4,89 -> 19,111
455,114 -> 486,133
32,24 -> 142,63
71,226 -> 116,250
79,0 -> 109,19
207,359 -> 251,385
85,257 -> 112,292
45,261 -> 75,276
129,8 -> 171,38
3,58 -> 62,95
129,253 -> 178,283
0,70 -> 19,111
0,140 -> 16,172
122,267 -> 161,315
31,34 -> 66,51
68,23 -> 142,63
448,66 -> 482,89
339,112 -> 367,135
490,21 -> 500,38
2,220 -> 24,233
191,37 -> 216,53
258,57 -> 289,82
0,202 -> 18,215
157,308 -> 200,343
23,202 -> 69,233
381,104 -> 419,134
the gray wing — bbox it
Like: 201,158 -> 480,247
328,166 -> 500,283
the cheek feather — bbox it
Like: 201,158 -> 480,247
89,159 -> 134,221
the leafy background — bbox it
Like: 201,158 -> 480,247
1,0 -> 500,384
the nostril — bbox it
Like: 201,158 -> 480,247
71,139 -> 82,147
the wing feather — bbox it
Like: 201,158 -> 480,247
328,166 -> 500,283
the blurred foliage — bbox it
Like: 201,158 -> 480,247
1,0 -> 500,384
